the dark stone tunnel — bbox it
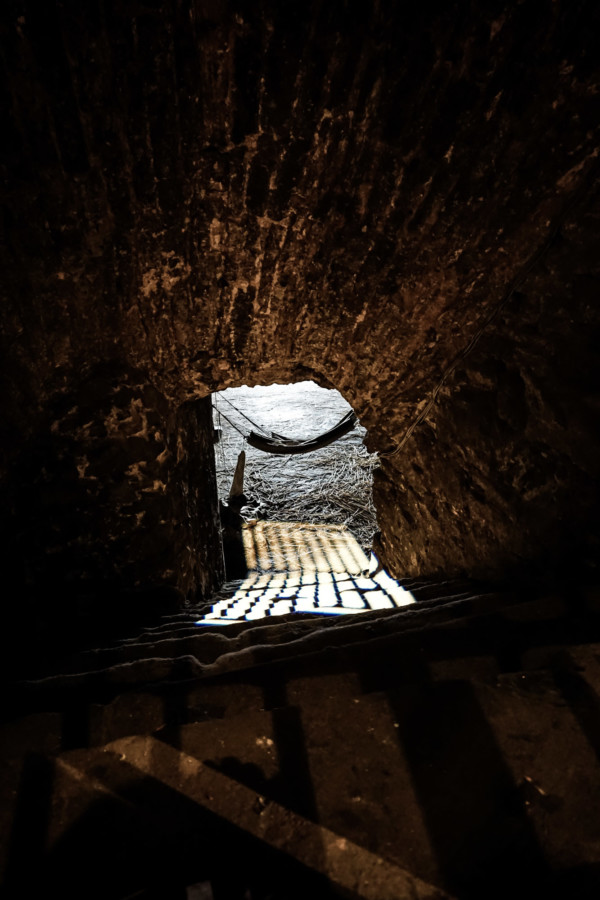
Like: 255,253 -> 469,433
2,0 -> 600,622
1,2 -> 600,897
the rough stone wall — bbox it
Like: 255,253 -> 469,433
1,1 -> 599,609
375,179 -> 600,578
0,364 -> 223,633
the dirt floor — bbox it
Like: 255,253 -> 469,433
212,382 -> 379,552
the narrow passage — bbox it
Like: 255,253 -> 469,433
200,382 -> 414,624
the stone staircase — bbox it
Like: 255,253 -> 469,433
2,577 -> 600,898
11,576 -> 512,695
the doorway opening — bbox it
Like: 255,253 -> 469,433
198,381 -> 415,624
213,381 -> 377,550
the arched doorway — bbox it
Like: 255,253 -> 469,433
213,380 -> 377,551
200,381 -> 415,623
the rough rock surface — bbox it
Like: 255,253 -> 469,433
1,1 -> 599,619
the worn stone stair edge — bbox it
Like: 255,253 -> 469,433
14,591 -> 550,697
14,587 -> 500,687
71,584 -> 517,660
73,590 -> 483,670
13,592 -> 569,699
19,589 -> 513,685
116,588 -> 480,646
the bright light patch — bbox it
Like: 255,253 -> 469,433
269,600 -> 293,617
339,591 -> 366,609
197,521 -> 415,625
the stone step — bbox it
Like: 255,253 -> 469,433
112,589 -> 476,651
8,589 -> 587,735
5,606 -> 600,764
19,585 -> 514,688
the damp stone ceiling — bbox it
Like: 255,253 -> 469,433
0,0 -> 599,619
